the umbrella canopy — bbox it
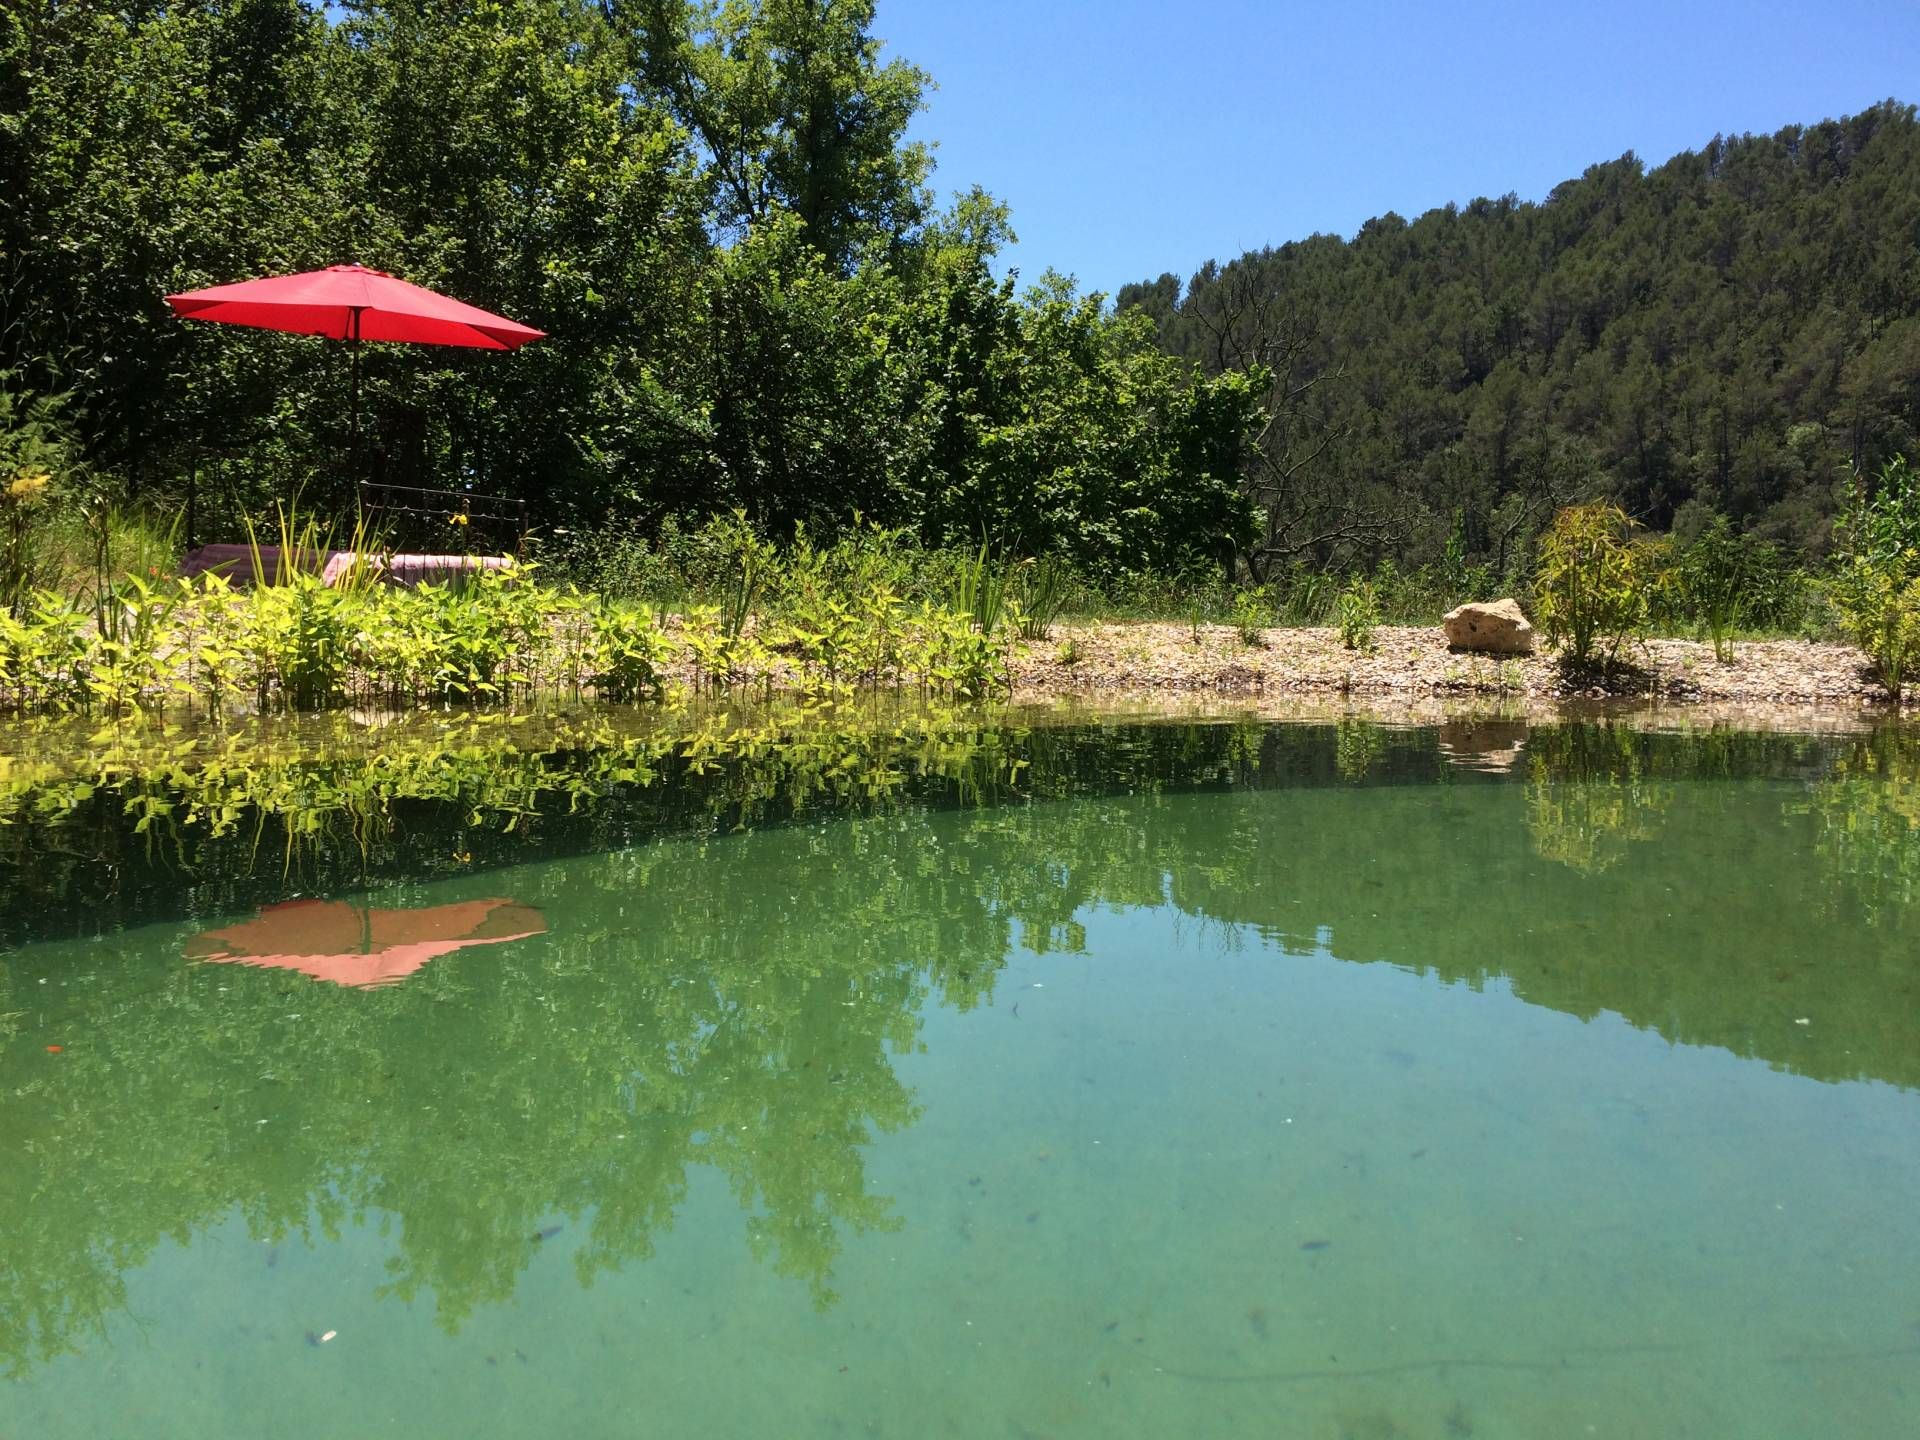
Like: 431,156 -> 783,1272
164,263 -> 543,486
165,264 -> 544,350
185,896 -> 547,988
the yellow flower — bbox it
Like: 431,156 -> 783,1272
6,471 -> 50,502
450,512 -> 470,527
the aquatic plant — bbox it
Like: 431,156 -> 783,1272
1016,556 -> 1070,641
586,598 -> 673,702
0,592 -> 90,710
949,539 -> 1017,637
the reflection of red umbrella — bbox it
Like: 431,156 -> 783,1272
185,897 -> 546,989
164,264 -> 544,466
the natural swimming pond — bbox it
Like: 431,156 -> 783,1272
3,708 -> 1918,1438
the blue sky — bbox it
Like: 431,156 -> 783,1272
874,0 -> 1920,298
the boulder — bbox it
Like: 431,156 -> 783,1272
1443,598 -> 1535,655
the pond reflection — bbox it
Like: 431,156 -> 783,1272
2,705 -> 1920,1392
186,897 -> 547,988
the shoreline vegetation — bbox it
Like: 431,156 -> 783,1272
0,507 -> 1910,718
3,493 -> 1917,718
0,588 -> 1904,719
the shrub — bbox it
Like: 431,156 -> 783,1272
0,372 -> 83,617
1671,516 -> 1767,661
1534,503 -> 1646,666
1832,458 -> 1920,698
1230,586 -> 1270,647
1836,457 -> 1920,567
1335,577 -> 1380,651
1833,558 -> 1920,697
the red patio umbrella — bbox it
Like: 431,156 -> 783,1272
164,263 -> 544,470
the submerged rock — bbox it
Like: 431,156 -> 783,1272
1443,599 -> 1535,654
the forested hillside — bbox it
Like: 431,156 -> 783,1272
1120,102 -> 1920,577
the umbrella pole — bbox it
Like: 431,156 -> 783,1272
348,306 -> 365,484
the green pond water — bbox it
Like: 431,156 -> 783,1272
3,711 -> 1919,1438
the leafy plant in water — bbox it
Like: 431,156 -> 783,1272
89,572 -> 187,715
714,510 -> 774,641
588,598 -> 672,702
242,505 -> 381,712
682,603 -> 767,691
183,574 -> 252,714
0,592 -> 90,710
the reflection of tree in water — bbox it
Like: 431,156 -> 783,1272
1797,727 -> 1920,925
0,808 -> 1016,1377
1523,725 -> 1674,873
4,711 -> 1920,1378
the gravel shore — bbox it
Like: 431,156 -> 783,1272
1011,622 -> 1896,710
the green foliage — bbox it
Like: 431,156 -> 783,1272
585,598 -> 672,703
1015,556 -> 1070,641
1831,458 -> 1920,696
1230,586 -> 1271,647
1,2 -> 1259,576
1124,103 -> 1920,572
88,572 -> 186,717
0,374 -> 83,616
1534,503 -> 1647,666
1335,577 -> 1380,651
1836,457 -> 1920,567
911,267 -> 1263,573
1275,567 -> 1336,625
948,540 -> 1016,638
1664,515 -> 1775,661
0,594 -> 90,710
629,0 -> 934,269
1832,560 -> 1920,698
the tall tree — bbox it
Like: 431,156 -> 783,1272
618,0 -> 932,268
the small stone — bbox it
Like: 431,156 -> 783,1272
1443,599 -> 1535,655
